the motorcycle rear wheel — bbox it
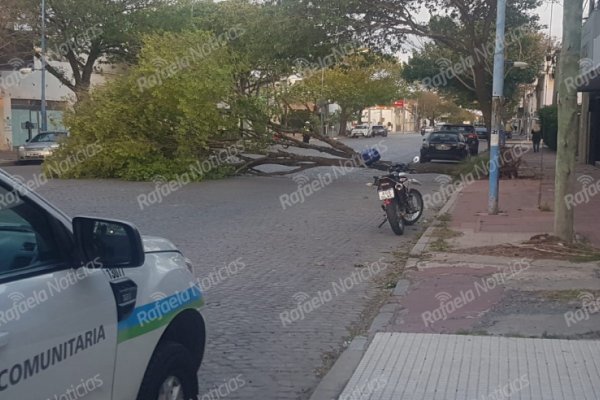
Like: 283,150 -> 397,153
385,201 -> 405,235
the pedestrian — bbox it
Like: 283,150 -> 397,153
531,129 -> 541,153
303,121 -> 311,144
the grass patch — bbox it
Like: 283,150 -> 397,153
430,237 -> 450,252
452,153 -> 491,181
412,152 -> 490,179
568,241 -> 600,262
455,329 -> 490,336
432,227 -> 463,240
428,218 -> 462,252
537,290 -> 597,303
437,212 -> 452,223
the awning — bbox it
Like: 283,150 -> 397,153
579,66 -> 600,92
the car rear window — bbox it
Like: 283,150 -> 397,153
429,133 -> 459,143
355,125 -> 368,129
441,125 -> 474,133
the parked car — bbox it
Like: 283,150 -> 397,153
17,131 -> 68,163
420,131 -> 469,162
0,170 -> 206,400
371,125 -> 388,137
350,124 -> 372,138
438,124 -> 479,155
420,126 -> 435,136
475,126 -> 488,140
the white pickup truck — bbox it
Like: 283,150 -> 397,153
0,169 -> 205,400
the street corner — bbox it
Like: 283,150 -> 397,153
384,265 -> 510,334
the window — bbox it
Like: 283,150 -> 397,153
441,125 -> 474,134
0,185 -> 66,275
30,132 -> 67,143
429,133 -> 460,143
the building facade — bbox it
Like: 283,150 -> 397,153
0,58 -> 72,150
517,51 -> 558,137
0,58 -> 114,150
362,101 -> 418,133
579,0 -> 600,165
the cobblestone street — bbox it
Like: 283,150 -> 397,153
3,134 -> 442,399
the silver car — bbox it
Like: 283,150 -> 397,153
17,131 -> 68,162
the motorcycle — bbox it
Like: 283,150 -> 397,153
369,156 -> 424,235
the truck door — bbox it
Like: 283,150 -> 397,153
0,183 -> 117,399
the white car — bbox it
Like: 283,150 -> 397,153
350,124 -> 372,138
0,170 -> 205,400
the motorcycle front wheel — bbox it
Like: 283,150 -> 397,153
385,201 -> 405,235
404,189 -> 424,226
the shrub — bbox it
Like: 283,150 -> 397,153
538,105 -> 558,151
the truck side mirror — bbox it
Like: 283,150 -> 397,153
73,217 -> 145,268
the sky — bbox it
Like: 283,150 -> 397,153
537,0 -> 563,41
400,0 -> 565,60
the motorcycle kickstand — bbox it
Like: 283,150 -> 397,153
378,217 -> 388,229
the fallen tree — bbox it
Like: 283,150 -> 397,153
45,27 -> 394,180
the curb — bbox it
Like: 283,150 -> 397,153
409,187 -> 462,257
309,280 -> 412,400
309,187 -> 462,400
308,337 -> 368,400
0,160 -> 16,167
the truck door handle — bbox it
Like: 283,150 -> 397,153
0,332 -> 9,348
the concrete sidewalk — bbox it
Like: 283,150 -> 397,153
0,150 -> 17,166
450,143 -> 600,248
313,143 -> 600,400
339,333 -> 600,400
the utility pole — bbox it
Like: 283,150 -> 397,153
554,0 -> 583,242
488,0 -> 506,214
40,0 -> 47,132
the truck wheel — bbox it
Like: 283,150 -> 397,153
136,341 -> 199,400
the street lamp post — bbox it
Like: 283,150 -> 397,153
40,0 -> 48,132
488,0 -> 507,215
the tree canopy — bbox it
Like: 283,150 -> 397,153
47,0 -> 388,178
20,0 -> 179,98
38,0 -> 549,179
285,53 -> 406,135
307,0 -> 544,127
47,30 -> 237,180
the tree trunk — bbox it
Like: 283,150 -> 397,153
554,0 -> 583,242
473,62 -> 493,148
338,109 -> 349,136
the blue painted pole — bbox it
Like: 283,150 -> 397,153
488,0 -> 507,214
40,0 -> 47,132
